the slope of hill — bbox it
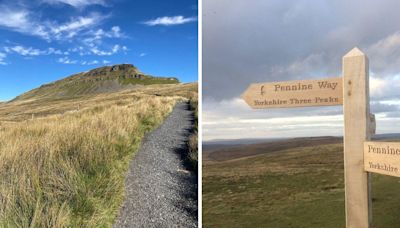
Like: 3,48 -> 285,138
203,137 -> 400,227
203,136 -> 342,163
0,66 -> 197,227
12,64 -> 179,101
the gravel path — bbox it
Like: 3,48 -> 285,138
113,102 -> 198,228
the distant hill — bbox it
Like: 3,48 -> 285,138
204,134 -> 400,163
203,136 -> 342,162
373,133 -> 400,139
12,64 -> 179,101
203,138 -> 288,151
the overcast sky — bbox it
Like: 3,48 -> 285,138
203,0 -> 400,141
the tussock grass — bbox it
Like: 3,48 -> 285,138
0,92 -> 181,227
0,83 -> 197,122
188,97 -> 198,172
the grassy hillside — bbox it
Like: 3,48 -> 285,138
0,83 -> 197,227
203,138 -> 400,227
12,64 -> 179,101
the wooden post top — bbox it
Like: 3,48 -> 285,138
343,47 -> 366,58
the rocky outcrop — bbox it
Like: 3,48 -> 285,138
85,64 -> 139,77
110,64 -> 136,72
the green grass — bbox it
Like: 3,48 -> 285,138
203,142 -> 400,227
370,174 -> 400,227
119,76 -> 179,85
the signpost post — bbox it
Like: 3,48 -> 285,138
241,47 -> 399,228
342,48 -> 371,228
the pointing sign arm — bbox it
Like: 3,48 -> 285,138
242,77 -> 343,109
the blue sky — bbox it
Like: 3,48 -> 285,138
0,0 -> 198,101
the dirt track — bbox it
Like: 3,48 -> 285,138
113,103 -> 198,227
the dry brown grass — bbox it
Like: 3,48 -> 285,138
0,83 -> 196,122
0,84 -> 195,227
188,97 -> 198,171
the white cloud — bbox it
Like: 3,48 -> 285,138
82,26 -> 125,47
58,56 -> 77,64
0,7 -> 50,40
0,8 -> 29,28
111,26 -> 122,37
4,45 -> 64,56
89,44 -> 123,56
81,59 -> 112,65
90,47 -> 111,56
369,74 -> 400,100
47,47 -> 64,55
0,6 -> 127,63
68,46 -> 86,55
0,6 -> 110,42
111,44 -> 120,53
42,0 -> 106,8
143,16 -> 197,26
81,60 -> 98,65
50,13 -> 107,40
139,53 -> 147,57
202,98 -> 346,141
53,16 -> 98,33
0,52 -> 7,65
370,76 -> 387,98
5,46 -> 42,56
67,43 -> 127,56
102,26 -> 123,39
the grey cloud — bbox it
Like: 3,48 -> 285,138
370,102 -> 399,114
203,0 -> 400,101
203,0 -> 400,140
385,112 -> 400,118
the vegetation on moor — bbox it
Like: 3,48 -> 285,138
0,63 -> 197,227
188,97 -> 198,172
203,137 -> 400,228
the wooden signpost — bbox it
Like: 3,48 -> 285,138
241,77 -> 343,108
342,48 -> 371,228
364,141 -> 400,177
241,47 -> 398,228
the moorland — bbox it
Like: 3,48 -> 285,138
203,136 -> 400,227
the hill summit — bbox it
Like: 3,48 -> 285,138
13,64 -> 179,101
